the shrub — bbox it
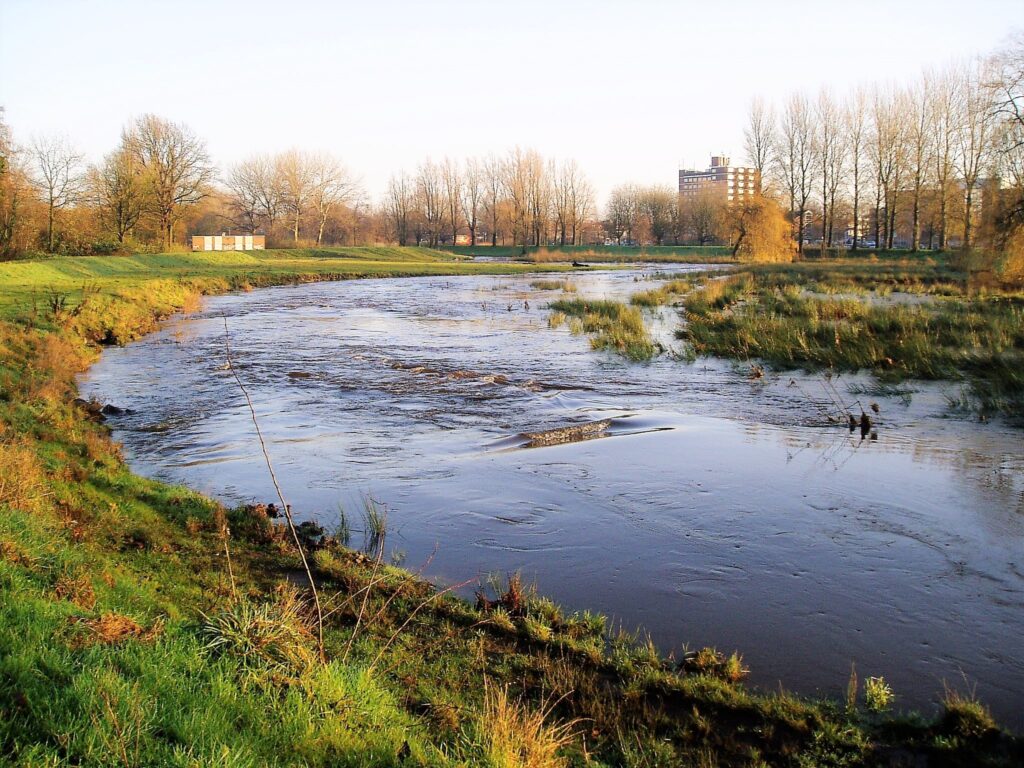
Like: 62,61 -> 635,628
864,676 -> 893,713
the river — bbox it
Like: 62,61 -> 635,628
80,267 -> 1024,726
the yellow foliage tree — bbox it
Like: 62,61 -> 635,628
723,194 -> 795,263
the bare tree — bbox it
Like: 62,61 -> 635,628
92,146 -> 146,243
30,134 -> 86,252
461,158 -> 484,246
637,185 -> 677,245
482,154 -> 504,246
927,69 -> 959,249
990,35 -> 1024,236
846,90 -> 870,250
955,59 -> 995,248
777,93 -> 816,252
416,159 -> 445,247
528,156 -> 552,247
309,153 -> 357,246
385,171 -> 414,245
226,155 -> 281,234
680,188 -> 724,245
605,185 -> 641,244
569,169 -> 593,246
277,150 -> 314,243
552,159 -> 592,246
125,115 -> 214,249
906,81 -> 934,251
502,148 -> 531,247
814,90 -> 845,252
871,87 -> 908,248
441,157 -> 462,245
744,97 -> 776,183
992,34 -> 1024,146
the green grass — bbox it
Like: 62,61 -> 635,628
0,247 -> 573,321
0,249 -> 1020,766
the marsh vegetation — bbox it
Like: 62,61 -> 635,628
676,258 -> 1024,420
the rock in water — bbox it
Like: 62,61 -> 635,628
522,419 -> 613,447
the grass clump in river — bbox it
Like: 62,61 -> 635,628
678,258 -> 1024,421
530,278 -> 576,292
629,278 -> 692,307
548,297 -> 659,361
0,249 -> 1021,766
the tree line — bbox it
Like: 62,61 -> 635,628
0,36 -> 1020,260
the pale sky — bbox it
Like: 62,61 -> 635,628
1,0 -> 1021,203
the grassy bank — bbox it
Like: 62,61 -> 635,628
1,249 -> 1020,766
674,258 -> 1024,421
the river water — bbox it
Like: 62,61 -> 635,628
80,268 -> 1024,725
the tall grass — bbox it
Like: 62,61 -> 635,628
471,682 -> 577,768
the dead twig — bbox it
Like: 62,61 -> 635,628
222,316 -> 325,661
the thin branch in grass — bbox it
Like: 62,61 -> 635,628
219,516 -> 237,601
367,576 -> 476,674
222,315 -> 325,661
343,533 -> 386,663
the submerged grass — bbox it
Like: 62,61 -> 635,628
629,278 -> 692,307
0,248 -> 1020,766
678,257 -> 1024,421
530,279 -> 576,292
548,298 -> 659,361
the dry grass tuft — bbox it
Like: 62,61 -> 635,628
681,647 -> 749,683
479,682 -> 578,768
940,683 -> 998,739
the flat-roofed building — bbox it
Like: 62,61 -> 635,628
191,234 -> 265,251
678,155 -> 759,203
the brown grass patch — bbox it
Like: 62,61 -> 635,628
0,538 -> 34,568
0,440 -> 47,513
70,612 -> 162,647
53,570 -> 97,609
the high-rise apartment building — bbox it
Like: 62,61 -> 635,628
678,155 -> 759,202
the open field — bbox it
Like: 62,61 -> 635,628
0,249 -> 1020,766
441,244 -> 736,262
0,247 -> 573,321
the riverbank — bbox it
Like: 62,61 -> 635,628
1,249 -> 1019,766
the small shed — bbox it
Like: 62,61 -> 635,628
191,234 -> 265,251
